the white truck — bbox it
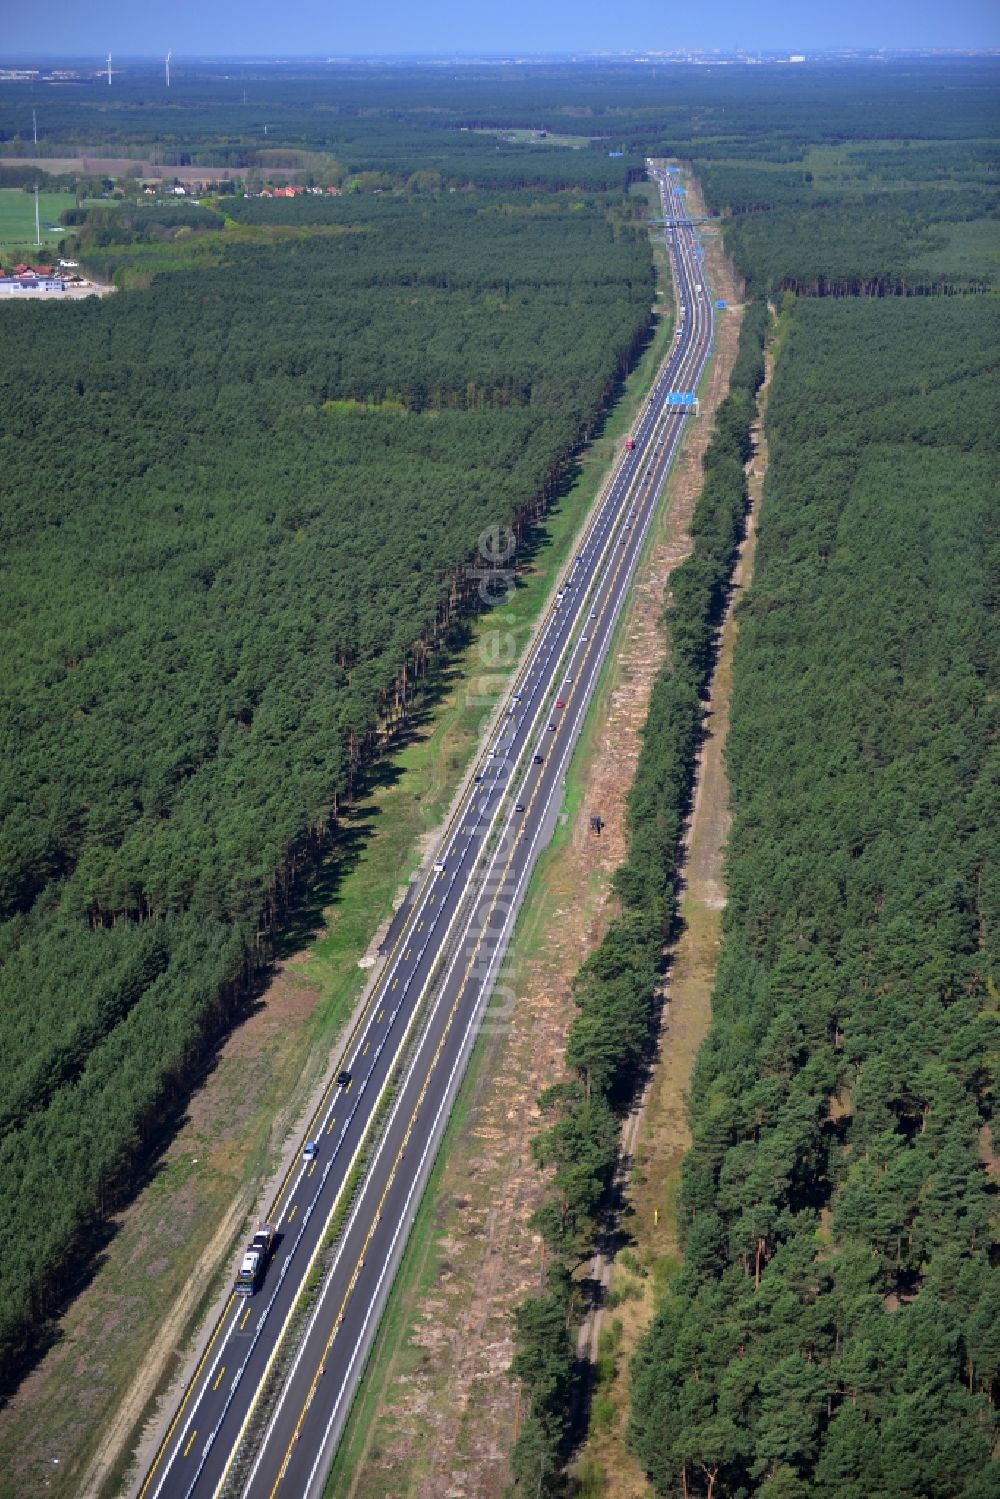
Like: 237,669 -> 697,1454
234,1223 -> 276,1295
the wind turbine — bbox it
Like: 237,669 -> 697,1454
165,50 -> 171,88
106,52 -> 112,86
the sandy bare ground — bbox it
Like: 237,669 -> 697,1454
569,180 -> 761,1499
331,180 -> 747,1499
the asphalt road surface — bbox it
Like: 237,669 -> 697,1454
137,160 -> 714,1499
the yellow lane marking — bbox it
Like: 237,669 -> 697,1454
417,920 -> 424,932
307,1161 -> 316,1176
392,978 -> 399,991
377,1009 -> 384,1023
404,948 -> 412,960
183,1430 -> 197,1458
288,1205 -> 299,1222
362,1042 -> 370,1056
135,1293 -> 236,1497
327,1119 -> 336,1134
212,1366 -> 226,1392
240,1307 -> 252,1330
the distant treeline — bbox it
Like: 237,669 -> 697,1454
0,163 -> 79,191
1,57 -> 996,155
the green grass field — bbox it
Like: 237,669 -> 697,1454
0,188 -> 75,260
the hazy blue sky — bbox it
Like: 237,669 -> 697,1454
4,0 -> 998,57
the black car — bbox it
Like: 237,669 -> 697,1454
515,802 -> 525,812
337,1069 -> 352,1088
532,754 -> 544,765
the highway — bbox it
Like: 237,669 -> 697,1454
136,160 -> 713,1499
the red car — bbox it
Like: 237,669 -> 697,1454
555,699 -> 565,709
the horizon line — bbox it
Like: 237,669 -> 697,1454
3,46 -> 1000,63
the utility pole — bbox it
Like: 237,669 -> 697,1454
34,184 -> 40,248
32,108 -> 37,145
